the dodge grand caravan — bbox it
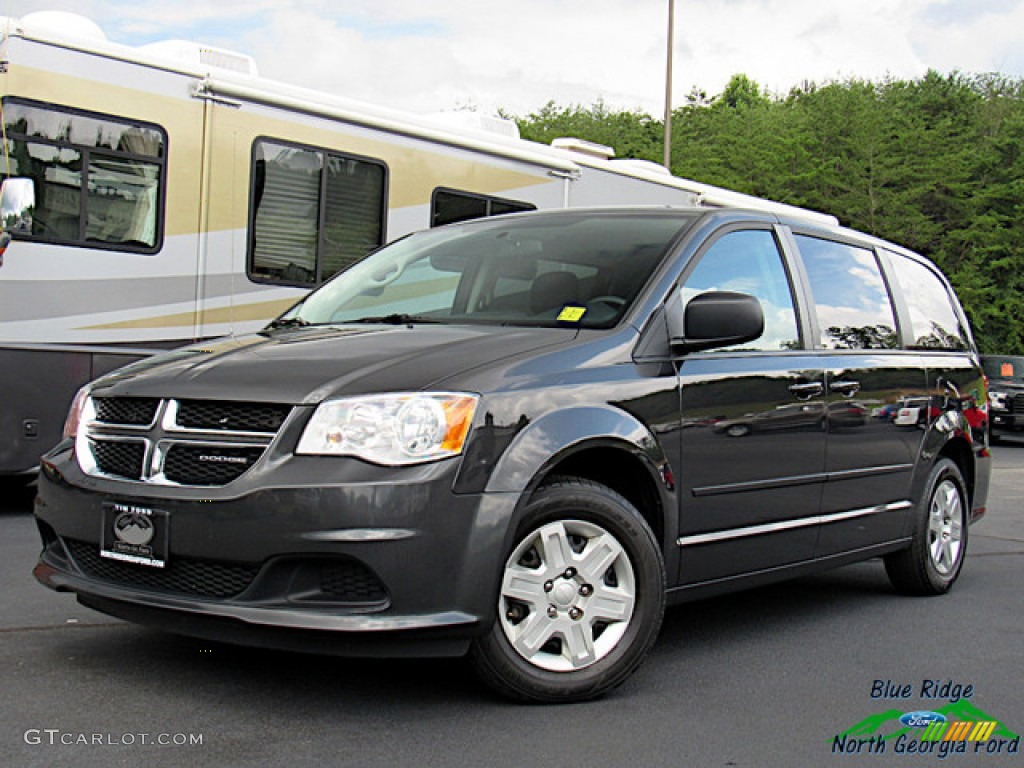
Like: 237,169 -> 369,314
33,207 -> 990,702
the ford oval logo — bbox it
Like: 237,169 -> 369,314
900,711 -> 947,728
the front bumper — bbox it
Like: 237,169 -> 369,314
990,410 -> 1024,434
33,442 -> 519,657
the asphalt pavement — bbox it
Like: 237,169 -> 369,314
1,447 -> 1022,768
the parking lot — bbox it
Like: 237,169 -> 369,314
2,447 -> 1022,768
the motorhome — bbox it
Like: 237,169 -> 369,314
0,11 -> 834,478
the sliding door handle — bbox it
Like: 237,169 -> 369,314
831,380 -> 861,397
788,382 -> 824,399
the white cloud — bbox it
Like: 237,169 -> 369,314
912,0 -> 1024,76
679,0 -> 932,95
9,0 -> 1024,117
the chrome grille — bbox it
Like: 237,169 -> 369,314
176,400 -> 290,433
93,397 -> 160,426
79,397 -> 291,486
163,444 -> 267,486
92,439 -> 147,480
1012,393 -> 1024,414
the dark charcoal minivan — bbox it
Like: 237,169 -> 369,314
34,207 -> 990,702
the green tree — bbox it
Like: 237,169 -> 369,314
511,100 -> 662,162
511,70 -> 1024,353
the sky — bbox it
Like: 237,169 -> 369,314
6,0 -> 1024,119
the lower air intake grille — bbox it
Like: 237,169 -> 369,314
65,538 -> 259,599
320,561 -> 390,603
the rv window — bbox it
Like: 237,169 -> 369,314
1,98 -> 165,251
432,188 -> 535,227
249,139 -> 387,286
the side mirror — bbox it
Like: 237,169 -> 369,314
1,177 -> 35,234
671,291 -> 764,353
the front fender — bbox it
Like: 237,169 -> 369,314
454,402 -> 679,588
480,405 -> 669,495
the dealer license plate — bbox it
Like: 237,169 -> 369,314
100,503 -> 169,568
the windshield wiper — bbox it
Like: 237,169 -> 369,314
265,316 -> 311,330
347,314 -> 442,325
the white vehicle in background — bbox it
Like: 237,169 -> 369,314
0,11 -> 835,480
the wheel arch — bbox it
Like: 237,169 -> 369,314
936,435 -> 975,507
535,445 -> 668,547
483,406 -> 677,557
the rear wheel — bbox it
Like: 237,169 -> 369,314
885,458 -> 968,595
470,477 -> 665,703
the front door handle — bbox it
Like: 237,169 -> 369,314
788,382 -> 824,400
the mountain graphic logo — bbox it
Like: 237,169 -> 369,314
837,700 -> 1019,743
114,512 -> 154,547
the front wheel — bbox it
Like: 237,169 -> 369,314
470,477 -> 665,703
884,458 -> 968,595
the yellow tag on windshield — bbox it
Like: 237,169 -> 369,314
557,306 -> 587,323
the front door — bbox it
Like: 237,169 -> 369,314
670,226 -> 827,585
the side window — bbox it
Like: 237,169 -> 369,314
2,98 -> 165,251
681,229 -> 800,351
249,139 -> 386,285
885,250 -> 968,350
795,234 -> 898,350
431,188 -> 535,227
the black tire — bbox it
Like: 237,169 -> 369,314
884,458 -> 968,595
470,476 -> 666,703
1,473 -> 35,488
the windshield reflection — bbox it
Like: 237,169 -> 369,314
273,213 -> 694,330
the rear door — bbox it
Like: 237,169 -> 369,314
788,232 -> 931,555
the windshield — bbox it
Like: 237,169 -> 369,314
273,212 -> 694,329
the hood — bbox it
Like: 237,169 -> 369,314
91,324 -> 578,404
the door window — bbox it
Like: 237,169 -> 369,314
681,229 -> 800,351
796,235 -> 898,350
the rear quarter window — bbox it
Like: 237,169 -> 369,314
885,250 -> 969,351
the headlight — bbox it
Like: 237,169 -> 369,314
989,391 -> 1008,410
63,386 -> 92,440
296,393 -> 479,465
